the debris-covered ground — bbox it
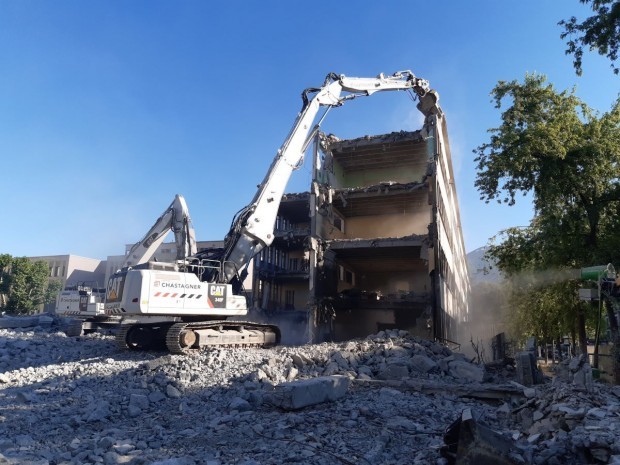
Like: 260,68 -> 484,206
1,319 -> 620,465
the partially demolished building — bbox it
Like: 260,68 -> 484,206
253,101 -> 470,345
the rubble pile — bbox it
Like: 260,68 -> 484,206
0,323 -> 619,464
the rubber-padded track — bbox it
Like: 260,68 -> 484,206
165,320 -> 281,354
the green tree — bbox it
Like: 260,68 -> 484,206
559,0 -> 620,75
44,279 -> 63,307
475,74 -> 620,354
5,258 -> 50,314
475,74 -> 620,259
0,254 -> 11,308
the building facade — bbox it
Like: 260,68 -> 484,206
27,254 -> 107,312
28,255 -> 107,291
253,107 -> 470,345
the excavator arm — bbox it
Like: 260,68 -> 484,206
216,70 -> 440,283
122,194 -> 197,269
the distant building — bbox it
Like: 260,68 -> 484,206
27,254 -> 107,312
467,246 -> 502,285
28,254 -> 107,290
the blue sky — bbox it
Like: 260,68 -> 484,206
1,1 -> 618,259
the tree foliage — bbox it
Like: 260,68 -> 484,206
7,258 -> 50,314
44,279 -> 63,306
559,0 -> 620,75
0,254 -> 11,308
475,74 -> 620,346
0,254 -> 58,315
475,74 -> 620,264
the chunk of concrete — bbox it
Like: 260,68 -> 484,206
441,408 -> 524,465
229,396 -> 251,412
378,363 -> 409,380
0,316 -> 40,328
268,375 -> 349,410
38,315 -> 54,327
448,360 -> 486,383
515,351 -> 543,386
410,354 -> 438,373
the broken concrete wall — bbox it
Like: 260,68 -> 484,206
321,132 -> 429,189
346,212 -> 430,238
308,131 -> 441,343
329,163 -> 428,187
343,269 -> 430,295
331,306 -> 431,341
316,210 -> 347,239
256,113 -> 470,346
317,209 -> 430,240
315,182 -> 431,241
428,115 -> 471,344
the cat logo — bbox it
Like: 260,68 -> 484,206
210,285 -> 225,297
107,274 -> 126,302
208,284 -> 226,308
79,295 -> 89,312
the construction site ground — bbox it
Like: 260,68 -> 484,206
0,319 -> 619,465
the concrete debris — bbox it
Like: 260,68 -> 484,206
516,351 -> 544,386
553,354 -> 594,391
441,408 -> 525,465
0,314 -> 55,329
0,325 -> 619,464
267,375 -> 349,410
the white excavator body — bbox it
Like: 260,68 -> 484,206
105,264 -> 246,318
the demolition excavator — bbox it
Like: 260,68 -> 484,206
59,194 -> 196,336
106,70 -> 440,353
122,193 -> 197,270
57,281 -> 114,336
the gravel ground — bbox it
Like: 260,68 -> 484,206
1,322 -> 619,465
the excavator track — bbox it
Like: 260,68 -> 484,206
165,320 -> 281,354
115,323 -> 171,351
115,324 -> 135,350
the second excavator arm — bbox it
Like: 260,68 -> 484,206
122,194 -> 197,269
214,70 -> 440,283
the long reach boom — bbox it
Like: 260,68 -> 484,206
216,71 -> 439,283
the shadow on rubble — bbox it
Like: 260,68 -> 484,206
0,326 -> 133,374
0,370 -> 244,463
0,350 -> 388,464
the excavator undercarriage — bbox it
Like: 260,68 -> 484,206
116,320 -> 281,354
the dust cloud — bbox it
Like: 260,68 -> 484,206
509,268 -> 580,289
461,267 -> 584,362
249,309 -> 311,346
460,287 -> 509,362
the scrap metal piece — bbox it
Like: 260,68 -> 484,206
441,409 -> 527,465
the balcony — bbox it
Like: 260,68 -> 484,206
256,260 -> 310,281
272,227 -> 311,247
